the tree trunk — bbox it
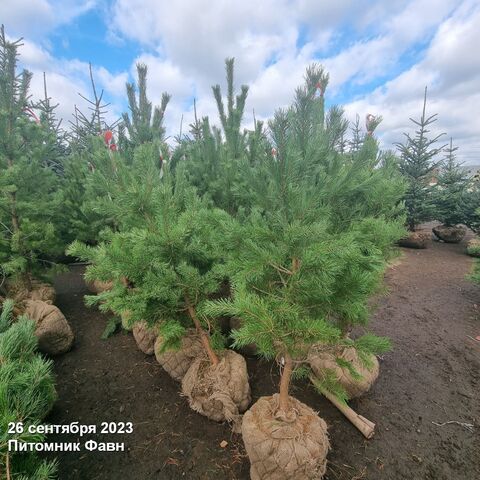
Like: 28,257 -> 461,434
278,352 -> 293,413
185,297 -> 219,366
292,257 -> 300,273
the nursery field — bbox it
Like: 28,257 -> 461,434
45,228 -> 480,480
3,23 -> 480,480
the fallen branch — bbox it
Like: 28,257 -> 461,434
316,382 -> 375,439
432,420 -> 474,432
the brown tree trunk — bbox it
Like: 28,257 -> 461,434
278,352 -> 293,413
185,296 -> 219,366
292,257 -> 300,273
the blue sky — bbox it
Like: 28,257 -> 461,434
1,0 -> 479,163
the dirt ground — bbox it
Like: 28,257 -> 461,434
46,227 -> 480,480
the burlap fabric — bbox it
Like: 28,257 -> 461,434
181,350 -> 251,427
132,321 -> 157,355
25,300 -> 74,355
242,394 -> 329,479
308,346 -> 379,399
8,279 -> 56,305
85,278 -> 113,294
154,329 -> 205,381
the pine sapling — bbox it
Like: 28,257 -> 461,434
68,170 -> 251,423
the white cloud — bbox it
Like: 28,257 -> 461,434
11,37 -> 126,129
0,0 -> 96,39
3,0 -> 478,164
343,0 -> 480,164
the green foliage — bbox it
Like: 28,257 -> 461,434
396,87 -> 446,231
101,316 -> 121,340
0,298 -> 13,333
353,333 -> 391,368
0,45 -> 403,411
0,27 -> 64,285
68,168 -> 230,358
200,64 -> 403,404
119,63 -> 170,156
310,370 -> 349,406
173,58 -> 256,214
433,139 -> 473,227
0,304 -> 57,479
212,58 -> 249,159
469,262 -> 480,284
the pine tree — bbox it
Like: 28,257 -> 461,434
67,167 -> 228,365
433,138 -> 472,227
0,27 -> 63,288
244,64 -> 405,240
212,58 -> 249,159
174,58 -> 254,214
396,87 -> 446,231
204,65 -> 399,406
119,63 -> 170,158
0,299 -> 57,479
205,216 -> 342,403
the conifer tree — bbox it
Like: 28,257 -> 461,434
433,139 -> 471,227
0,299 -> 57,479
205,65 -> 400,408
174,58 -> 254,214
69,63 -> 119,152
61,64 -> 168,245
34,73 -> 67,174
244,64 -> 405,241
212,58 -> 249,159
396,87 -> 446,231
68,167 -> 251,421
68,168 -> 228,363
0,27 -> 63,288
119,63 -> 170,158
463,191 -> 480,235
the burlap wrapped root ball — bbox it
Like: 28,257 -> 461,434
8,279 -> 56,304
154,328 -> 205,381
132,321 -> 157,355
308,346 -> 379,399
242,394 -> 330,480
25,300 -> 74,355
181,349 -> 251,425
84,277 -> 113,294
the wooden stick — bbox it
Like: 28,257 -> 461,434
318,385 -> 375,439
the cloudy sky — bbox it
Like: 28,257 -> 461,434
1,0 -> 479,163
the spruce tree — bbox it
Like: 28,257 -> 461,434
433,139 -> 472,227
0,27 -> 63,288
396,87 -> 446,231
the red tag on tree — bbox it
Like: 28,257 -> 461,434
104,130 -> 113,144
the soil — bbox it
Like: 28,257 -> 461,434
45,226 -> 480,480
